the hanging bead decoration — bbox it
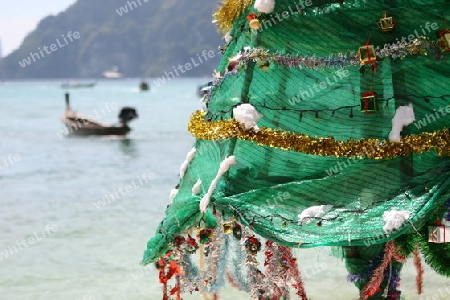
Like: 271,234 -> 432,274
377,11 -> 397,32
249,217 -> 255,230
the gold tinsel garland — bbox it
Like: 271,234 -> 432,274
188,111 -> 450,159
214,0 -> 254,35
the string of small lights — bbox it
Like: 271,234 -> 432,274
204,94 -> 450,121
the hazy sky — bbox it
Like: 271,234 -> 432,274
0,0 -> 77,56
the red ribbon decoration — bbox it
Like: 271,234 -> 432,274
361,241 -> 406,300
413,245 -> 424,295
364,42 -> 377,73
157,251 -> 183,300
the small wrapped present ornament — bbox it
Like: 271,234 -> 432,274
377,11 -> 397,32
222,220 -> 234,234
233,223 -> 242,240
438,30 -> 450,53
360,91 -> 378,113
198,228 -> 213,244
358,44 -> 376,64
243,235 -> 262,255
358,44 -> 377,72
428,225 -> 450,243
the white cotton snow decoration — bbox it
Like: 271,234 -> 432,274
383,210 -> 410,233
192,179 -> 202,196
298,205 -> 333,225
233,103 -> 263,131
254,0 -> 276,13
199,156 -> 237,212
180,147 -> 196,179
169,188 -> 179,204
224,31 -> 233,43
389,104 -> 415,143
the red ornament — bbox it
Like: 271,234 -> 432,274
174,236 -> 185,247
317,221 -> 322,227
246,12 -> 257,21
185,235 -> 199,254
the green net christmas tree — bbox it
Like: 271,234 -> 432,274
143,1 -> 450,299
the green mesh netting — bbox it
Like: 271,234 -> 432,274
143,1 -> 450,294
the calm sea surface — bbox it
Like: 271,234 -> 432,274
0,79 -> 448,300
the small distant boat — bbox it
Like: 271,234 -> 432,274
102,66 -> 124,79
61,93 -> 138,136
61,81 -> 96,89
139,81 -> 150,91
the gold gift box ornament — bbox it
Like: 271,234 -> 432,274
222,221 -> 234,234
358,44 -> 376,64
438,30 -> 450,53
358,43 -> 377,72
377,11 -> 397,32
360,91 -> 378,113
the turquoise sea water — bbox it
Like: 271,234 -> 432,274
0,79 -> 448,300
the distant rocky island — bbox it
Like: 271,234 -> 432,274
0,0 -> 223,79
